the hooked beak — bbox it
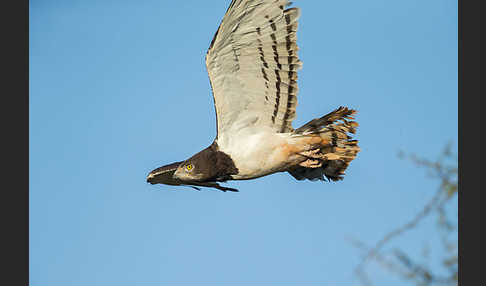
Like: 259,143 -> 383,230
146,173 -> 156,184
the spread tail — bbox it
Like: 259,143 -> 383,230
288,106 -> 360,182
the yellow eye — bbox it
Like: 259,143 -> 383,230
186,164 -> 194,171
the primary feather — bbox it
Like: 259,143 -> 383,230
206,0 -> 302,138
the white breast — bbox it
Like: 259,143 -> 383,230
216,127 -> 292,180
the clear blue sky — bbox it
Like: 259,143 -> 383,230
30,0 -> 457,285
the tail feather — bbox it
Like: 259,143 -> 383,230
294,106 -> 357,134
288,106 -> 360,182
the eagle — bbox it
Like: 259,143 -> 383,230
146,0 -> 360,192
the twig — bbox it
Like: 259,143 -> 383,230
352,146 -> 458,285
354,186 -> 445,277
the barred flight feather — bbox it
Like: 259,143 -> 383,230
206,0 -> 302,136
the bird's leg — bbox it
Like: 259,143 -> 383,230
298,148 -> 325,168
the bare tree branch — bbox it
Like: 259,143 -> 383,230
350,143 -> 458,286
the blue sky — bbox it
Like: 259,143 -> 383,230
30,0 -> 457,285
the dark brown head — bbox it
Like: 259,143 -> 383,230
172,143 -> 238,183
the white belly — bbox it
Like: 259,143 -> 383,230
216,129 -> 292,180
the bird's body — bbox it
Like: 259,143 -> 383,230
218,129 -> 294,180
147,0 -> 360,192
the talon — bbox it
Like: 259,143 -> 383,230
299,159 -> 323,168
299,149 -> 325,159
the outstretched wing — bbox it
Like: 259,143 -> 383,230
206,0 -> 302,138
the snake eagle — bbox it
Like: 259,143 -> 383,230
146,0 -> 360,192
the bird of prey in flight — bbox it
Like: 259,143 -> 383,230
147,0 -> 360,192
